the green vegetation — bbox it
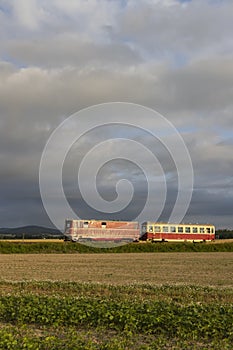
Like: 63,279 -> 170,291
1,240 -> 233,253
217,230 -> 233,239
0,282 -> 233,349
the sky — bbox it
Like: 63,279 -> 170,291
0,0 -> 233,230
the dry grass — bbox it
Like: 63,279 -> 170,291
0,239 -> 63,243
210,238 -> 233,244
1,252 -> 233,287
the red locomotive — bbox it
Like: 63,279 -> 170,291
64,219 -> 140,243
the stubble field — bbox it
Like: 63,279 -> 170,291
0,252 -> 233,286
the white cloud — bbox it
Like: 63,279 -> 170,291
12,0 -> 42,30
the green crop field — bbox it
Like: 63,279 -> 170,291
0,251 -> 233,349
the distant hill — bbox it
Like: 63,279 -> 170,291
0,226 -> 63,239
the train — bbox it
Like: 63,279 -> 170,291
64,219 -> 140,242
64,219 -> 215,243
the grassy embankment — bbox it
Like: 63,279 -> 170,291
1,240 -> 233,253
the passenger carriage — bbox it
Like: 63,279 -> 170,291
141,222 -> 215,242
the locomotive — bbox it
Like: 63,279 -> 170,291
64,219 -> 140,242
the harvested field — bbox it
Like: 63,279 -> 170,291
1,252 -> 233,286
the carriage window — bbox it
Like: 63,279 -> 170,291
148,226 -> 153,232
185,227 -> 191,233
200,227 -> 204,233
142,225 -> 146,233
192,227 -> 198,233
154,226 -> 161,232
163,226 -> 169,232
206,227 -> 211,233
170,226 -> 176,232
178,227 -> 183,233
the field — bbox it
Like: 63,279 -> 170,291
1,252 -> 233,286
0,250 -> 233,349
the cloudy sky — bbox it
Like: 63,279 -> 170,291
0,0 -> 233,230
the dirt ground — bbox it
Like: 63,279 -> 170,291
0,252 -> 233,286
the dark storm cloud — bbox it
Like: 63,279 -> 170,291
0,0 -> 232,228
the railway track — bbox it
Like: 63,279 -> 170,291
1,238 -> 233,244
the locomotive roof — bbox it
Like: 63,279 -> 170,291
66,219 -> 139,224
